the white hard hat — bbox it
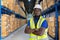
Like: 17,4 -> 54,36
34,4 -> 42,10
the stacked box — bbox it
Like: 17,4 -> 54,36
18,19 -> 21,27
19,2 -> 25,10
2,0 -> 7,7
40,0 -> 54,10
48,17 -> 55,26
47,0 -> 54,8
46,17 -> 55,38
58,16 -> 60,40
10,14 -> 15,32
49,17 -> 55,38
8,2 -> 15,10
14,18 -> 18,30
2,14 -> 10,37
16,18 -> 18,28
59,24 -> 60,40
40,1 -> 43,10
20,19 -> 24,26
17,19 -> 20,28
13,5 -> 20,14
20,19 -> 27,26
58,16 -> 60,22
19,9 -> 26,17
2,0 -> 26,17
2,0 -> 15,10
13,4 -> 26,18
42,0 -> 48,10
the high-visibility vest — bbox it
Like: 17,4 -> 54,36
29,16 -> 48,40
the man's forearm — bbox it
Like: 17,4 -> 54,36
25,29 -> 34,34
33,27 -> 45,36
24,27 -> 35,34
33,30 -> 41,36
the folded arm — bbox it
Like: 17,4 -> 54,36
24,26 -> 35,34
33,27 -> 46,36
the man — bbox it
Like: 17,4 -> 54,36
24,4 -> 49,40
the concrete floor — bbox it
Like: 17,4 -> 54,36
2,24 -> 54,40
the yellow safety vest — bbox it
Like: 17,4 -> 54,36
29,16 -> 48,40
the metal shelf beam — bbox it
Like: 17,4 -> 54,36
1,6 -> 26,19
42,2 -> 60,16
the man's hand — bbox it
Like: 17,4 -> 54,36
33,27 -> 46,36
24,26 -> 35,34
27,28 -> 35,34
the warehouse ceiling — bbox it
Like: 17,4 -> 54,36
16,0 -> 43,15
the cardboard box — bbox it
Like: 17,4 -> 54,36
49,17 -> 55,22
46,18 -> 49,21
8,14 -> 15,32
10,14 -> 15,18
2,0 -> 8,8
14,18 -> 18,30
40,1 -> 43,10
2,14 -> 10,22
46,17 -> 55,38
2,15 -> 10,37
46,17 -> 55,22
2,22 -> 8,26
10,21 -> 15,32
21,20 -> 24,26
4,0 -> 15,4
20,19 -> 23,26
58,16 -> 60,22
10,17 -> 15,22
2,23 -> 10,30
2,0 -> 15,9
48,22 -> 55,27
59,28 -> 60,40
20,19 -> 26,26
10,14 -> 15,22
48,26 -> 55,32
46,17 -> 55,28
18,19 -> 19,28
2,31 -> 9,37
59,22 -> 60,40
59,22 -> 60,27
48,26 -> 55,38
10,25 -> 15,32
43,0 -> 48,10
10,27 -> 14,32
8,3 -> 14,10
10,18 -> 15,31
18,8 -> 26,17
2,25 -> 10,37
19,2 -> 25,10
48,31 -> 55,38
17,19 -> 20,28
14,5 -> 20,13
18,20 -> 21,27
17,19 -> 19,27
13,3 -> 26,17
47,0 -> 54,8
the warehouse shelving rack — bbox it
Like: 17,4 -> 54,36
41,0 -> 60,40
1,5 -> 26,39
1,6 -> 26,19
1,0 -> 60,40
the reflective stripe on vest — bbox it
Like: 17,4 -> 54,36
29,16 -> 48,40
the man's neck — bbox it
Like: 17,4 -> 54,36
34,15 -> 40,18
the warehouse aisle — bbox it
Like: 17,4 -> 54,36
2,24 -> 29,40
2,24 -> 54,40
